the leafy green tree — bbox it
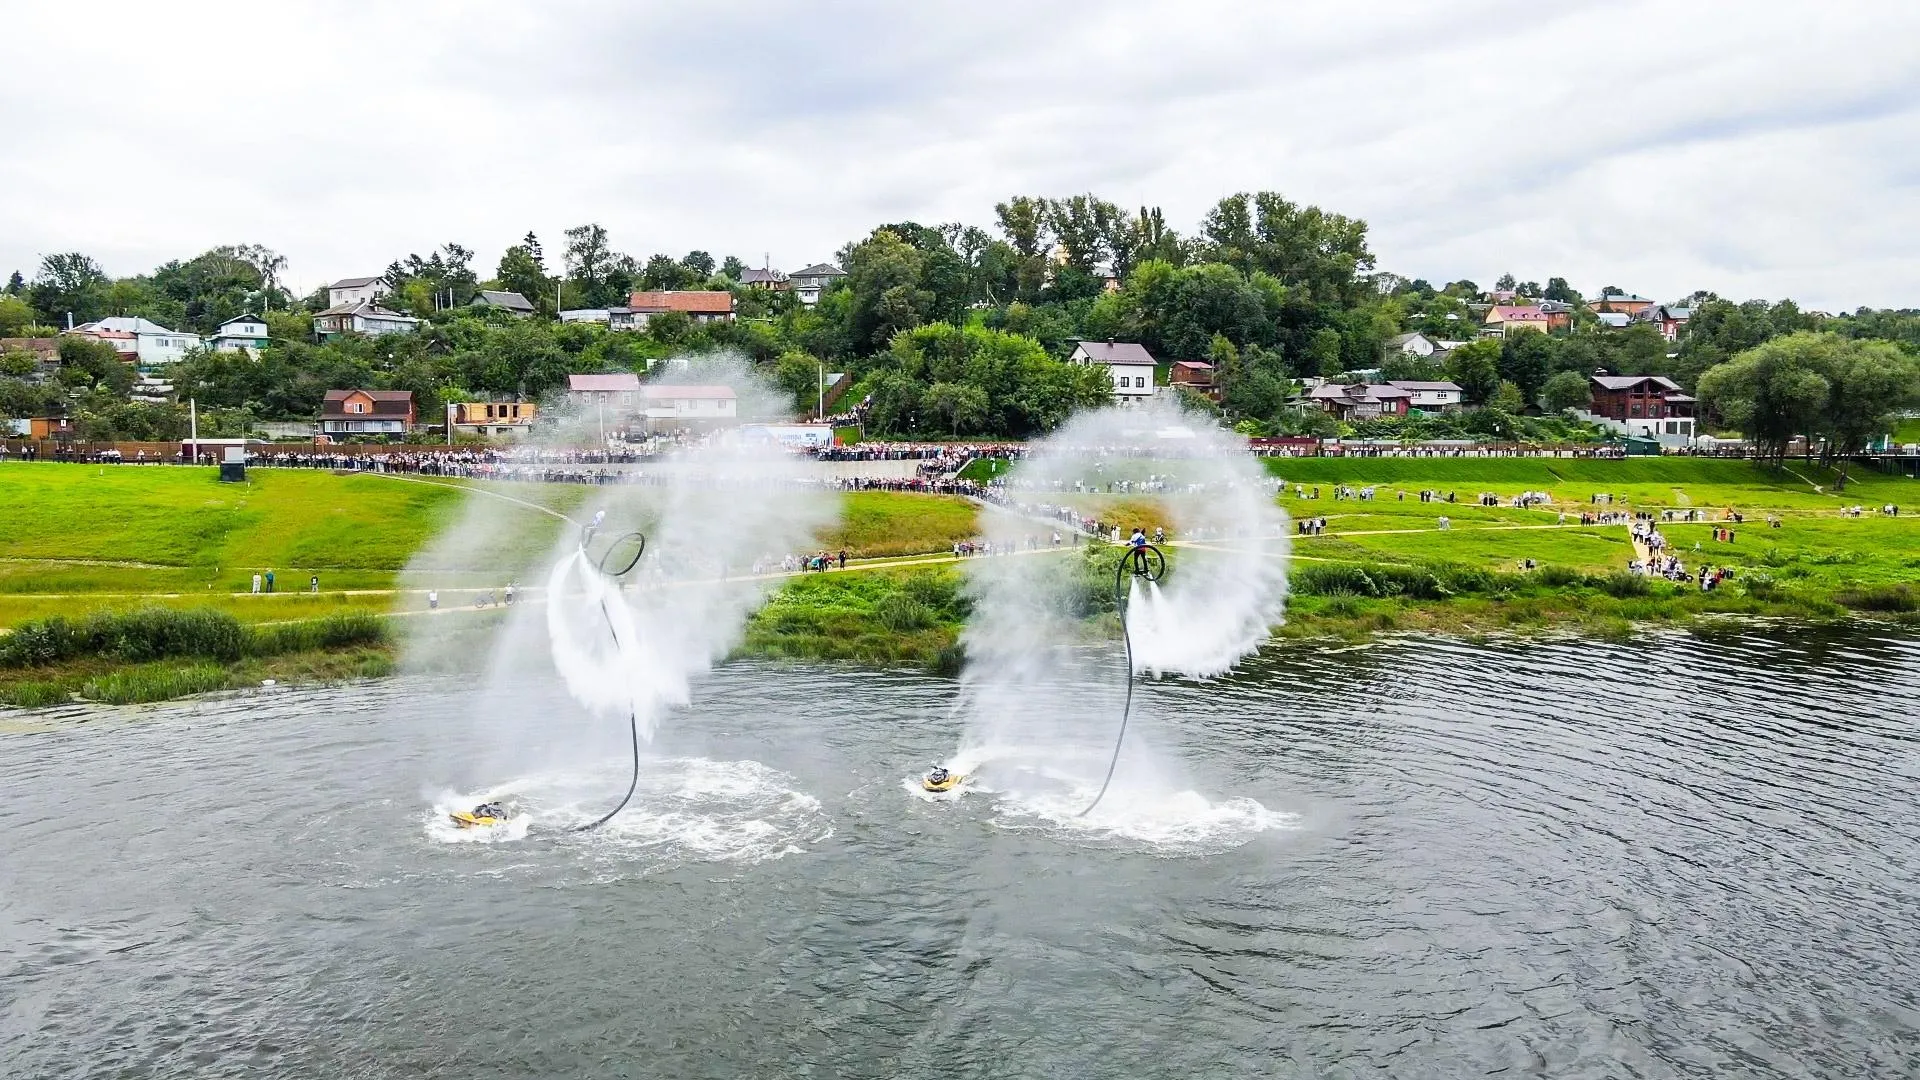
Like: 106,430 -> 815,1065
1495,273 -> 1516,291
56,336 -> 133,394
0,294 -> 36,335
30,252 -> 110,325
564,224 -> 626,306
1444,340 -> 1502,405
1696,332 -> 1835,465
1539,369 -> 1591,413
4,271 -> 23,295
681,251 -> 715,277
1543,277 -> 1580,304
924,381 -> 991,434
720,255 -> 747,281
1498,330 -> 1554,401
1199,192 -> 1374,303
843,229 -> 934,351
1813,337 -> 1920,487
496,242 -> 551,311
1489,380 -> 1527,414
641,254 -> 699,291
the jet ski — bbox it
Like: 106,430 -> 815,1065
922,768 -> 965,793
450,801 -> 511,828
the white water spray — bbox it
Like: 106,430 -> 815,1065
950,397 -> 1292,842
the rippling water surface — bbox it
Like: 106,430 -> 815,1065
5,628 -> 1919,1078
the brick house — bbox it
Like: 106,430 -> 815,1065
1590,373 -> 1696,443
321,389 -> 415,437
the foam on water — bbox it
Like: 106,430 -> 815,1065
424,758 -> 830,865
911,739 -> 1294,851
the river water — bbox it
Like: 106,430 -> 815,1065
5,628 -> 1919,1078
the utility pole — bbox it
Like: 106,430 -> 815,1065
818,362 -> 825,421
189,397 -> 198,461
446,401 -> 454,446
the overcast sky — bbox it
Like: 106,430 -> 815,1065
4,1 -> 1916,310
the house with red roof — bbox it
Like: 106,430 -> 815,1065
607,291 -> 735,330
321,389 -> 415,437
1482,305 -> 1550,337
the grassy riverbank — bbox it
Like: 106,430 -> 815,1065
3,456 -> 1917,706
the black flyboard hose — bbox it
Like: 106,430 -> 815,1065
1079,544 -> 1165,817
570,529 -> 647,832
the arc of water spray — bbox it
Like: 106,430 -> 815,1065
1080,544 -> 1166,817
571,529 -> 648,833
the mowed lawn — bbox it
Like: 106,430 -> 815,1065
0,463 -> 465,585
0,464 -> 985,626
1265,456 -> 1920,580
823,491 -> 979,558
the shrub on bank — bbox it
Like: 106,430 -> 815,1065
0,607 -> 390,669
1834,583 -> 1919,613
80,663 -> 231,705
248,612 -> 389,656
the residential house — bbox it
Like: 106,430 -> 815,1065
567,372 -> 642,412
1068,340 -> 1157,402
1482,305 -> 1550,337
624,291 -> 736,326
1587,292 -> 1655,316
210,315 -> 270,353
1306,382 -> 1413,420
1169,360 -> 1218,401
1537,299 -> 1576,332
70,316 -> 201,366
1384,331 -> 1440,359
739,267 -> 788,289
1588,373 -> 1696,445
70,326 -> 137,358
312,300 -> 420,339
1389,380 -> 1465,412
1,337 -> 62,379
321,389 -> 415,437
639,384 -> 738,429
470,290 -> 536,316
327,276 -> 390,308
450,400 -> 538,438
1641,304 -> 1692,342
786,263 -> 846,305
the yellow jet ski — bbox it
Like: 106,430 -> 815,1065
450,801 -> 511,828
922,769 -> 965,793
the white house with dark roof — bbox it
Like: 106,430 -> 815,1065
211,314 -> 269,353
787,263 -> 846,305
739,266 -> 787,288
1069,340 -> 1158,402
327,276 -> 390,308
312,300 -> 419,339
70,316 -> 201,366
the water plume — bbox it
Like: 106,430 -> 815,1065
951,397 -> 1290,838
403,355 -> 839,833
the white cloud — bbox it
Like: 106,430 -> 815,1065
2,0 -> 1915,309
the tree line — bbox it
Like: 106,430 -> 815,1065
4,191 -> 1919,446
